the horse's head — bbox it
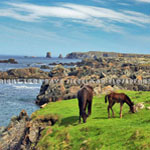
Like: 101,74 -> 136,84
130,102 -> 136,113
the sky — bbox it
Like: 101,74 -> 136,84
0,0 -> 150,57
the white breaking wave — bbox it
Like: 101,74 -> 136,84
12,85 -> 40,90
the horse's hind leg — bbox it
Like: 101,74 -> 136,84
120,103 -> 123,118
108,105 -> 111,118
88,101 -> 92,116
79,105 -> 82,123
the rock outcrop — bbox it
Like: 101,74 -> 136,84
58,54 -> 63,58
66,51 -> 150,59
0,58 -> 18,64
49,65 -> 69,78
40,65 -> 51,70
0,110 -> 30,150
0,110 -> 59,150
36,56 -> 150,106
0,67 -> 49,79
46,52 -> 51,58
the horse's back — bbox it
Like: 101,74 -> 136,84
108,92 -> 127,103
77,86 -> 93,102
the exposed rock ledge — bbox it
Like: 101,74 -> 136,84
0,67 -> 49,79
0,110 -> 59,150
0,58 -> 18,64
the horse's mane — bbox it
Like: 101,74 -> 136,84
80,84 -> 93,91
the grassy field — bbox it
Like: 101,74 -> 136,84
32,90 -> 150,150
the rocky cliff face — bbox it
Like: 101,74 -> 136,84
0,110 -> 59,150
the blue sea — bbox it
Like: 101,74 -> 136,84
0,55 -> 80,126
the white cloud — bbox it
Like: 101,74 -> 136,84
0,2 -> 149,33
135,0 -> 150,3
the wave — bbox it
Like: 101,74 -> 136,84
12,85 -> 40,90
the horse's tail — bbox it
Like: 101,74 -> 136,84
105,95 -> 108,103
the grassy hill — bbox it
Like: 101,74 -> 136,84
32,90 -> 150,150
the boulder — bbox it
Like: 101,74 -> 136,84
49,65 -> 69,77
135,102 -> 145,112
146,106 -> 150,110
40,65 -> 51,69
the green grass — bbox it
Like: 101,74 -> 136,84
32,91 -> 150,150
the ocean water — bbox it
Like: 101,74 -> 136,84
0,55 -> 80,126
0,83 -> 40,126
0,55 -> 80,71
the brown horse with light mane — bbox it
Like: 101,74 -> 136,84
77,85 -> 93,123
105,92 -> 135,118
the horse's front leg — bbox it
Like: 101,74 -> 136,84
120,103 -> 123,118
111,102 -> 115,118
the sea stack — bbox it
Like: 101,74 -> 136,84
46,52 -> 51,58
58,54 -> 63,58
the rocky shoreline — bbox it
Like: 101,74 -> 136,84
1,55 -> 150,149
0,57 -> 150,106
0,110 -> 59,150
36,57 -> 150,106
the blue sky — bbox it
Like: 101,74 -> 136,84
0,0 -> 150,57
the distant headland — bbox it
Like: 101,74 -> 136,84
65,51 -> 150,59
45,51 -> 150,59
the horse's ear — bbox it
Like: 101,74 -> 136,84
80,84 -> 84,88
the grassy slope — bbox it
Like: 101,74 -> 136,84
32,91 -> 150,150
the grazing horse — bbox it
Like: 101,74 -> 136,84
105,92 -> 135,118
77,85 -> 94,123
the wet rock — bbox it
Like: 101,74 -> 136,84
0,58 -> 18,64
40,65 -> 51,69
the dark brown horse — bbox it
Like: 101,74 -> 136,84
77,85 -> 94,123
105,92 -> 135,118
